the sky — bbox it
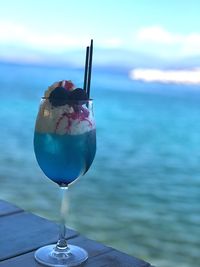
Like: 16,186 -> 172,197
1,0 -> 200,83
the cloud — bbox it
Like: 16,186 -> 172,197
135,26 -> 200,56
0,21 -> 27,42
0,20 -> 86,50
136,26 -> 181,44
0,20 -> 122,51
130,68 -> 200,85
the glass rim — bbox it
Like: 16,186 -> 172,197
41,97 -> 93,102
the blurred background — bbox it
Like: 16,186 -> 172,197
0,1 -> 200,266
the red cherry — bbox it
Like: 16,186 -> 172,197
59,80 -> 74,91
66,80 -> 74,90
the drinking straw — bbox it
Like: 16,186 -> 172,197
83,46 -> 89,92
87,39 -> 93,99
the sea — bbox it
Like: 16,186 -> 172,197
0,62 -> 199,267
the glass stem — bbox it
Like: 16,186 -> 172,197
56,186 -> 69,250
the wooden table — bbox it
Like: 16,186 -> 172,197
0,200 -> 153,267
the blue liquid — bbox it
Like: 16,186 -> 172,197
34,130 -> 96,186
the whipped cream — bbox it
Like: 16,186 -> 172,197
36,80 -> 94,135
36,99 -> 95,135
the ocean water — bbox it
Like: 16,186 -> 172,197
0,62 -> 200,267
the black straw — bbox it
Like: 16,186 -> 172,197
83,46 -> 89,92
87,39 -> 93,99
83,40 -> 93,99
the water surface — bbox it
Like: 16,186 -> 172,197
0,63 -> 199,267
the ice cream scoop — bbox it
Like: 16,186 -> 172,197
36,80 -> 94,135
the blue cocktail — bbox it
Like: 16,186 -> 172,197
34,129 -> 96,185
33,80 -> 96,266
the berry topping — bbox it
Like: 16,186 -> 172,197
49,87 -> 70,107
69,88 -> 89,101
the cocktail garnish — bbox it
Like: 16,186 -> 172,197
49,86 -> 70,107
69,88 -> 88,101
60,80 -> 75,91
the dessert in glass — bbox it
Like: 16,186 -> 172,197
33,41 -> 96,266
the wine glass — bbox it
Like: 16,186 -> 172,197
33,98 -> 96,266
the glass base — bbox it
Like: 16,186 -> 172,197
34,244 -> 88,267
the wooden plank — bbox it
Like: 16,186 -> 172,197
0,200 -> 152,267
0,212 -> 78,261
85,249 -> 152,267
0,235 -> 152,267
71,235 -> 113,256
0,235 -> 112,267
70,236 -> 152,266
0,200 -> 23,216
